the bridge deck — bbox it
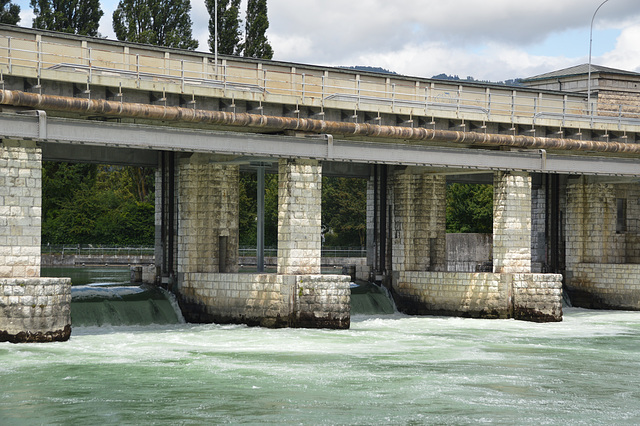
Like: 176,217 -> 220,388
0,25 -> 638,136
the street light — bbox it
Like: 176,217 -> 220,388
214,0 -> 218,77
587,0 -> 610,114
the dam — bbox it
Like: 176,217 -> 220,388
1,25 -> 640,341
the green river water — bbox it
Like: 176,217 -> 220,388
1,268 -> 640,424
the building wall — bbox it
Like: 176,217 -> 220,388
565,178 -> 640,309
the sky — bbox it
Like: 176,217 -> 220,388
12,0 -> 640,82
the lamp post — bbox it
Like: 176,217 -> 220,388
214,0 -> 218,77
587,0 -> 610,114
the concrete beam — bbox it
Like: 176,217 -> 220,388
2,113 -> 640,176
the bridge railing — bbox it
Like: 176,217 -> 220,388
1,28 -> 639,131
42,244 -> 154,257
239,246 -> 366,258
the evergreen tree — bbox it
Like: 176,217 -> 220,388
30,0 -> 102,36
112,0 -> 198,50
243,0 -> 272,59
0,0 -> 20,25
206,0 -> 242,55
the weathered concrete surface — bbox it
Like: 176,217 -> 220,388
447,233 -> 492,272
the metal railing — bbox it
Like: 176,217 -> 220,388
42,244 -> 154,256
1,28 -> 639,131
240,246 -> 366,258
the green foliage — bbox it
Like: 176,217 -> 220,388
112,0 -> 198,50
206,0 -> 242,55
243,0 -> 272,59
238,172 -> 278,247
0,0 -> 20,25
446,183 -> 493,233
42,162 -> 155,245
30,0 -> 102,36
322,177 -> 367,247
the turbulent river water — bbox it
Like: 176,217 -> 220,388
2,269 -> 640,424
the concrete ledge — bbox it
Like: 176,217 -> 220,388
177,273 -> 351,329
0,277 -> 72,343
567,263 -> 640,310
392,271 -> 562,322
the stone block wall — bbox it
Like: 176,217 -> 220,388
0,278 -> 72,342
0,141 -> 42,278
0,140 -> 71,342
392,271 -> 562,322
177,154 -> 239,275
391,170 -> 446,272
566,263 -> 640,310
177,273 -> 350,328
493,171 -> 531,273
277,159 -> 322,275
565,178 -> 623,265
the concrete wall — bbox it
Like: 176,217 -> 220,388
177,273 -> 350,328
446,233 -> 492,272
0,140 -> 71,343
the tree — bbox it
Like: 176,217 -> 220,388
206,0 -> 242,55
0,0 -> 20,25
322,177 -> 367,247
446,183 -> 493,233
243,0 -> 272,59
112,0 -> 198,50
30,0 -> 102,36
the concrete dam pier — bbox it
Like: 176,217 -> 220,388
2,26 -> 640,341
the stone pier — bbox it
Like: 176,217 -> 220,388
174,156 -> 350,329
0,140 -> 71,343
391,169 -> 562,322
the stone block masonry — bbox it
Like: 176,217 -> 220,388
0,140 -> 71,342
0,278 -> 72,342
493,171 -> 532,274
277,159 -> 322,275
392,271 -> 562,322
177,273 -> 351,328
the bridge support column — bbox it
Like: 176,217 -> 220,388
0,140 -> 71,343
493,171 -> 532,274
277,159 -> 322,275
391,170 -> 447,272
176,157 -> 349,329
565,177 -> 640,309
176,154 -> 239,279
392,169 -> 562,322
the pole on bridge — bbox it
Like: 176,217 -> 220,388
257,165 -> 265,272
587,0 -> 610,114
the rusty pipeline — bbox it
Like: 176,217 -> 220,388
1,89 -> 640,155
